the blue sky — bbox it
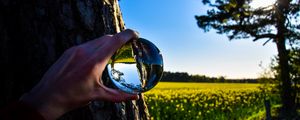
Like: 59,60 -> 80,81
119,0 -> 277,79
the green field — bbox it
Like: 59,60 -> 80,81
144,82 -> 277,120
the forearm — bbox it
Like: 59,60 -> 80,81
0,101 -> 45,120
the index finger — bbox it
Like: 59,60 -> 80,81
80,29 -> 139,50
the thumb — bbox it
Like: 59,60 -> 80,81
94,85 -> 139,102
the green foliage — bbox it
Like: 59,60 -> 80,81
144,82 -> 279,120
289,46 -> 300,83
195,0 -> 300,44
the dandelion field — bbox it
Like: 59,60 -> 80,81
144,82 -> 278,120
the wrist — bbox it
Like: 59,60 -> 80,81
20,92 -> 68,120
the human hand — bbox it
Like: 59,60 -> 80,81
20,29 -> 139,120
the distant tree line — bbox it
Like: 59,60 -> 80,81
161,71 -> 258,83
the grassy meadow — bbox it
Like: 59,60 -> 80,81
144,82 -> 279,120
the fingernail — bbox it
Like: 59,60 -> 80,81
134,30 -> 140,37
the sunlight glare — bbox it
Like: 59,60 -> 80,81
250,0 -> 277,9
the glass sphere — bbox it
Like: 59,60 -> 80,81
107,38 -> 163,94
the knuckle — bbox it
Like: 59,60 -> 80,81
100,35 -> 114,41
73,46 -> 87,58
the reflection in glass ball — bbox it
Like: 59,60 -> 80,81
107,38 -> 163,94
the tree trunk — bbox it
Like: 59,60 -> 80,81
0,0 -> 150,119
276,37 -> 296,118
276,0 -> 296,118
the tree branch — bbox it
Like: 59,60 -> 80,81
253,34 -> 276,41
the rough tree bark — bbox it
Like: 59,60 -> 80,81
0,0 -> 150,119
